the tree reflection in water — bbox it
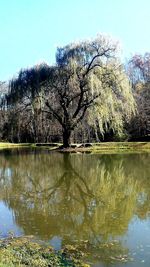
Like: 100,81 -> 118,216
0,151 -> 150,246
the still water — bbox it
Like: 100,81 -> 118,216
0,149 -> 150,266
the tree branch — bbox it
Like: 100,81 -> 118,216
44,101 -> 63,125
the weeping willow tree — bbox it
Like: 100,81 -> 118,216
88,61 -> 135,139
43,34 -> 135,146
7,34 -> 135,146
7,64 -> 50,142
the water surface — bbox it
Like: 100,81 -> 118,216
0,150 -> 150,266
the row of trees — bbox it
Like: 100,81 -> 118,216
0,34 -> 150,147
127,53 -> 150,139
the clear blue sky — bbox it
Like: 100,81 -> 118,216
0,0 -> 149,81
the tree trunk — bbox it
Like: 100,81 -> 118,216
63,128 -> 71,148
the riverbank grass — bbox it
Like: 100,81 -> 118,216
0,237 -> 89,267
0,142 -> 150,153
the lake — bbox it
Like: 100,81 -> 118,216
0,149 -> 150,266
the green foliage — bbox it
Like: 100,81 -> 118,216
2,34 -> 137,145
88,62 -> 135,138
0,237 -> 89,267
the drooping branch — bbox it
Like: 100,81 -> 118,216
45,100 -> 63,125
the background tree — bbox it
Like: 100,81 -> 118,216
0,82 -> 8,140
7,64 -> 51,142
127,53 -> 150,139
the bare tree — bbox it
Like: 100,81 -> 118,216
127,53 -> 150,139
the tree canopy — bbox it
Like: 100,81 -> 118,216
6,34 -> 135,147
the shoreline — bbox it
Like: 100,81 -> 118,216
0,142 -> 150,153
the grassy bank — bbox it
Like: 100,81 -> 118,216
0,143 -> 34,149
70,142 -> 150,153
0,237 -> 131,267
0,142 -> 150,153
0,237 -> 89,267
